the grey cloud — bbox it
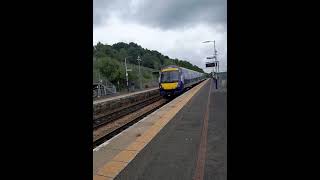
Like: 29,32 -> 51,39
93,1 -> 109,27
93,0 -> 130,27
164,38 -> 227,72
94,0 -> 226,30
131,0 -> 226,30
93,0 -> 227,72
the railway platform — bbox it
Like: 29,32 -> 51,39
93,79 -> 227,180
94,87 -> 159,105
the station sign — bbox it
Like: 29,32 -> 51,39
206,62 -> 216,67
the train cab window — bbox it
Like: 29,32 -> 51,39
160,70 -> 179,83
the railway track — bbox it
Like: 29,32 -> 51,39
93,95 -> 169,148
93,80 -> 205,149
93,94 -> 162,129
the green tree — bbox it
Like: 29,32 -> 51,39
141,53 -> 155,69
142,71 -> 151,79
117,48 -> 128,62
112,42 -> 129,50
93,42 -> 205,75
127,47 -> 140,64
98,57 -> 123,84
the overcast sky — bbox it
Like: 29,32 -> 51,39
93,0 -> 227,73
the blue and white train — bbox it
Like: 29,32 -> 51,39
159,65 -> 206,97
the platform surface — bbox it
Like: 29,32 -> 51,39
94,79 -> 227,180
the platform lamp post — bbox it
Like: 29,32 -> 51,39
203,40 -> 219,89
137,56 -> 143,90
124,56 -> 132,92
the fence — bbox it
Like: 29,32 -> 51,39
93,62 -> 160,93
93,79 -> 117,98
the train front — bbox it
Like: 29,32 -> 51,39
159,67 -> 184,97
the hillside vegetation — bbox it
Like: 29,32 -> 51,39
93,42 -> 205,90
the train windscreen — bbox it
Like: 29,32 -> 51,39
160,70 -> 179,83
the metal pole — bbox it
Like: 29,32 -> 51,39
125,57 -> 129,92
137,56 -> 142,89
213,41 -> 215,79
139,61 -> 142,89
213,40 -> 215,77
203,40 -> 218,83
214,41 -> 218,89
214,40 -> 217,78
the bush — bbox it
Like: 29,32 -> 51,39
98,57 -> 125,84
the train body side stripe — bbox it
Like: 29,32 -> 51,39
161,68 -> 179,72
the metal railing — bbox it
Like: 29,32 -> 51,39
93,79 -> 117,98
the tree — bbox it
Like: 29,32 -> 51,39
112,42 -> 129,50
163,58 -> 173,67
117,48 -> 128,62
93,42 -> 205,75
98,57 -> 124,84
141,53 -> 156,69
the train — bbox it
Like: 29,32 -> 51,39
159,65 -> 206,97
